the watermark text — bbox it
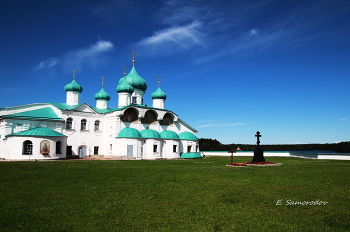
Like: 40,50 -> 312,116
276,199 -> 328,206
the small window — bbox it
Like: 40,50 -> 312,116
66,118 -> 73,129
153,144 -> 157,153
23,140 -> 33,155
110,144 -> 112,151
56,141 -> 62,154
94,120 -> 100,131
173,145 -> 177,153
94,146 -> 99,155
132,97 -> 137,104
81,119 -> 87,130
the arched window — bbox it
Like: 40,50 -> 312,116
141,110 -> 157,124
23,140 -> 33,155
94,120 -> 100,131
81,119 -> 87,130
121,108 -> 138,123
56,141 -> 62,154
160,113 -> 174,125
66,118 -> 73,129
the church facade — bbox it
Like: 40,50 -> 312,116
0,59 -> 201,160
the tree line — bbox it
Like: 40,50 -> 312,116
199,138 -> 350,153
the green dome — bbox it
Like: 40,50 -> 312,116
178,132 -> 198,140
118,128 -> 141,138
94,87 -> 110,100
118,65 -> 147,91
140,129 -> 160,138
160,130 -> 179,139
151,86 -> 167,100
116,77 -> 134,94
64,80 -> 83,93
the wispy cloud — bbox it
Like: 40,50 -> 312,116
198,123 -> 245,128
34,57 -> 60,70
157,0 -> 210,25
194,28 -> 284,64
34,40 -> 113,71
136,21 -> 204,53
0,87 -> 26,92
250,28 -> 259,36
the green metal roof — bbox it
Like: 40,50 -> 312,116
48,102 -> 83,110
118,65 -> 147,91
151,86 -> 167,100
8,126 -> 67,137
160,130 -> 179,139
3,107 -> 62,121
180,152 -> 202,158
140,129 -> 160,138
116,77 -> 134,94
178,131 -> 198,140
94,87 -> 111,100
117,127 -> 141,138
64,79 -> 83,93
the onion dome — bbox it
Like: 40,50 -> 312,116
151,86 -> 167,100
64,80 -> 83,93
140,129 -> 160,138
118,65 -> 147,91
117,128 -> 141,138
116,78 -> 134,94
160,130 -> 179,139
94,87 -> 110,101
178,132 -> 198,140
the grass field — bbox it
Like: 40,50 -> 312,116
0,156 -> 349,231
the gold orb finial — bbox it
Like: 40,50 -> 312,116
123,66 -> 127,77
101,77 -> 105,87
131,51 -> 136,65
157,76 -> 161,86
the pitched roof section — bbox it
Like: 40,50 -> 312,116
3,107 -> 62,121
9,126 -> 67,137
178,118 -> 198,133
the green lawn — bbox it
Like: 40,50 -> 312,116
0,156 -> 349,231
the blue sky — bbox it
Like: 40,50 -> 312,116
1,0 -> 350,144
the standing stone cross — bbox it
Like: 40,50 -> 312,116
255,131 -> 262,146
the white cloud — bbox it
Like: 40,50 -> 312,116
34,40 -> 113,71
136,21 -> 204,52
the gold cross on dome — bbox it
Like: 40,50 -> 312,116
72,70 -> 76,79
131,51 -> 136,65
101,77 -> 105,87
157,76 -> 161,86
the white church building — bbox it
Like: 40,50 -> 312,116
0,58 -> 201,160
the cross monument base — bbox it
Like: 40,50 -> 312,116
252,147 -> 266,162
